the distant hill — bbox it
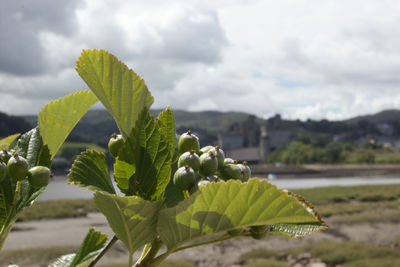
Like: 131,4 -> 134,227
0,112 -> 32,138
345,109 -> 400,125
23,109 -> 255,134
2,108 -> 398,147
19,109 -> 257,146
160,109 -> 258,132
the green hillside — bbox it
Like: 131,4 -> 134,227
345,109 -> 400,124
21,109 -> 256,138
0,112 -> 32,138
9,108 -> 400,150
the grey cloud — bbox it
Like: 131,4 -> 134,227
120,8 -> 228,103
278,32 -> 400,88
0,0 -> 82,75
159,12 -> 228,64
132,9 -> 228,65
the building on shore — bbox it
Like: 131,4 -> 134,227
218,114 -> 303,163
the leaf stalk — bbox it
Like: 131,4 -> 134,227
88,235 -> 118,267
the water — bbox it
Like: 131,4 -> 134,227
268,177 -> 400,190
39,176 -> 400,201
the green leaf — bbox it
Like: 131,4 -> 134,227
68,150 -> 115,194
0,183 -> 8,228
38,90 -> 98,159
163,163 -> 184,208
0,172 -> 15,247
76,49 -> 154,138
49,255 -> 75,267
156,107 -> 177,159
1,128 -> 51,249
0,134 -> 20,150
0,172 -> 15,227
115,108 -> 172,200
14,128 -> 52,213
157,179 -> 326,250
268,191 -> 327,238
15,128 -> 51,168
113,159 -> 135,194
94,192 -> 161,255
49,228 -> 108,267
268,223 -> 324,238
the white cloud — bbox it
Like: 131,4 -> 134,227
1,0 -> 400,120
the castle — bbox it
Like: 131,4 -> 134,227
218,114 -> 303,163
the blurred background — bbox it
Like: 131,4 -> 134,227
1,0 -> 400,266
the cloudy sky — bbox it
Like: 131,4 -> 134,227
1,0 -> 400,120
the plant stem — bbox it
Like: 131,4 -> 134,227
88,235 -> 118,267
134,237 -> 163,267
172,234 -> 233,253
11,181 -> 22,210
151,234 -> 237,265
137,243 -> 151,262
129,252 -> 134,267
183,190 -> 190,199
0,181 -> 22,251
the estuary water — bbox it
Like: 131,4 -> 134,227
39,176 -> 400,201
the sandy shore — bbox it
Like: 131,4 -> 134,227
4,212 -> 400,266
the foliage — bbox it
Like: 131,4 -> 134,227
38,90 -> 98,159
266,137 -> 400,164
49,229 -> 108,267
0,90 -> 97,251
0,49 -> 326,266
0,134 -> 20,150
76,49 -> 153,139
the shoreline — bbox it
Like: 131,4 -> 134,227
251,163 -> 400,178
52,164 -> 400,180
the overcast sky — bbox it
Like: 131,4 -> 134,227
1,0 -> 400,120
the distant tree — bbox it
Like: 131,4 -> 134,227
355,150 -> 375,163
324,142 -> 343,163
342,141 -> 357,152
315,134 -> 331,148
280,141 -> 314,164
0,112 -> 32,137
296,132 -> 312,144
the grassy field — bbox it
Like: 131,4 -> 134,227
17,184 -> 400,224
0,245 -> 78,266
240,240 -> 400,267
99,260 -> 196,267
17,199 -> 97,221
0,244 -> 195,267
290,184 -> 400,225
3,240 -> 399,266
7,184 -> 400,266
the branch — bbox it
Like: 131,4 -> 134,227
88,235 -> 118,267
151,233 -> 240,266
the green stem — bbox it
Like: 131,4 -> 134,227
129,252 -> 134,267
135,237 -> 163,267
151,234 -> 237,265
0,219 -> 16,251
137,243 -> 152,262
172,234 -> 233,253
0,181 -> 22,251
88,235 -> 118,267
11,181 -> 22,210
183,190 -> 190,199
